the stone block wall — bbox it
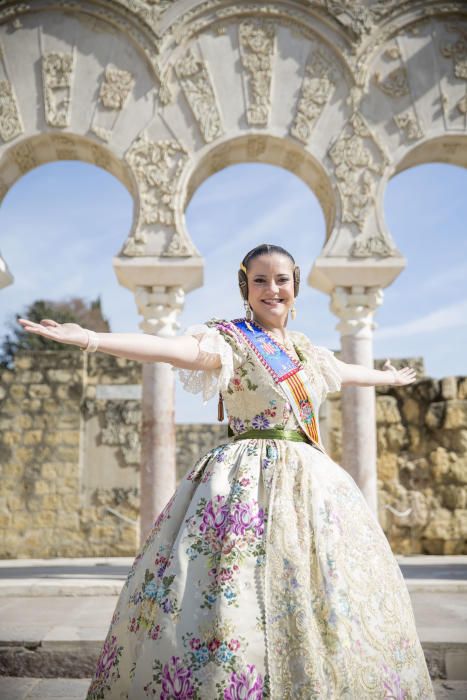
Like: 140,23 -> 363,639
0,350 -> 466,557
325,375 -> 467,555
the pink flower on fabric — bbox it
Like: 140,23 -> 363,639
200,496 -> 231,540
160,656 -> 195,700
230,503 -> 265,537
224,664 -> 264,699
95,634 -> 120,680
217,568 -> 234,583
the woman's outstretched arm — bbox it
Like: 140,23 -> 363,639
334,355 -> 417,387
17,318 -> 222,371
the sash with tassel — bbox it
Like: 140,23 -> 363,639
216,318 -> 326,454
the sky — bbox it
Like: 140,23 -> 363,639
0,159 -> 466,422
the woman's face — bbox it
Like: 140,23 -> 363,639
246,253 -> 295,326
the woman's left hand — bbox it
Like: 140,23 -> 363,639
383,359 -> 417,386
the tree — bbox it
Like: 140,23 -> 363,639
1,295 -> 111,368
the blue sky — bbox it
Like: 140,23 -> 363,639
1,159 -> 466,422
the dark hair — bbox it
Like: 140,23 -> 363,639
238,243 -> 300,299
241,243 -> 295,270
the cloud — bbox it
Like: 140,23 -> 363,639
375,299 -> 467,339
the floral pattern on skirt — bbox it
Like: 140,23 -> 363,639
86,438 -> 435,699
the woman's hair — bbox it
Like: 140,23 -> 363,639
241,243 -> 295,270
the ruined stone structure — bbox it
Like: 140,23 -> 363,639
0,1 -> 466,537
0,349 -> 466,558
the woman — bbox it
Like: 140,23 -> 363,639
18,244 -> 435,699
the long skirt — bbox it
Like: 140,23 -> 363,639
85,439 -> 435,699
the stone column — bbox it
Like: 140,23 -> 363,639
135,284 -> 185,545
330,285 -> 384,515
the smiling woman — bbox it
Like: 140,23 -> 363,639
17,242 -> 433,700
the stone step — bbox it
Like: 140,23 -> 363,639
0,589 -> 466,680
0,677 -> 466,700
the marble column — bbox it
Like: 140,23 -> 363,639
330,285 -> 384,515
135,284 -> 185,545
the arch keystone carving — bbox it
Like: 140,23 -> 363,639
290,48 -> 339,144
175,47 -> 224,143
239,19 -> 276,126
42,51 -> 75,128
0,79 -> 23,142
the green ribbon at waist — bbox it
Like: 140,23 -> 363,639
232,428 -> 310,443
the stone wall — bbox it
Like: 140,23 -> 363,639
325,372 -> 467,555
0,350 -> 466,557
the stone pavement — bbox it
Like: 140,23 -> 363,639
0,677 -> 466,700
0,555 -> 466,699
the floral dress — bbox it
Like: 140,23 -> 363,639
86,318 -> 435,700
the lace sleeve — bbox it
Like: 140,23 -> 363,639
172,322 -> 239,404
288,331 -> 342,401
314,344 -> 342,396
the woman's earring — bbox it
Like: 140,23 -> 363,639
290,305 -> 297,321
244,300 -> 254,330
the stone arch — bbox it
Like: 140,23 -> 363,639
182,134 -> 336,239
1,1 -> 467,528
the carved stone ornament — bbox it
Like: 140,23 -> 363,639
441,24 -> 467,80
350,234 -> 397,258
290,49 -> 338,144
125,136 -> 188,227
121,237 -> 147,256
12,141 -> 38,174
99,66 -> 134,110
324,0 -> 374,40
175,48 -> 224,143
373,66 -> 409,98
0,79 -> 23,142
239,19 -> 275,126
394,111 -> 424,141
384,46 -> 401,61
163,229 -> 196,257
121,0 -> 173,33
457,94 -> 467,114
328,112 -> 388,231
91,125 -> 112,142
42,51 -> 74,128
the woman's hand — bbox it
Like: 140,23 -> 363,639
383,358 -> 417,386
18,318 -> 89,349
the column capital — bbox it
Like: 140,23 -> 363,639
330,285 -> 383,338
135,284 -> 185,336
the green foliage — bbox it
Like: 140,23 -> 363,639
1,296 -> 111,368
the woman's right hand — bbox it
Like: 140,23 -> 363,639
18,318 -> 90,349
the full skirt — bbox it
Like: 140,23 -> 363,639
86,439 -> 435,699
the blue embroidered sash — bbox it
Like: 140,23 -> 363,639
218,318 -> 325,453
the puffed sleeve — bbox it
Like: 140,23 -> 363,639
290,330 -> 342,401
172,320 -> 244,404
314,344 -> 342,396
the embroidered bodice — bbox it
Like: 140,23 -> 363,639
174,318 -> 342,437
